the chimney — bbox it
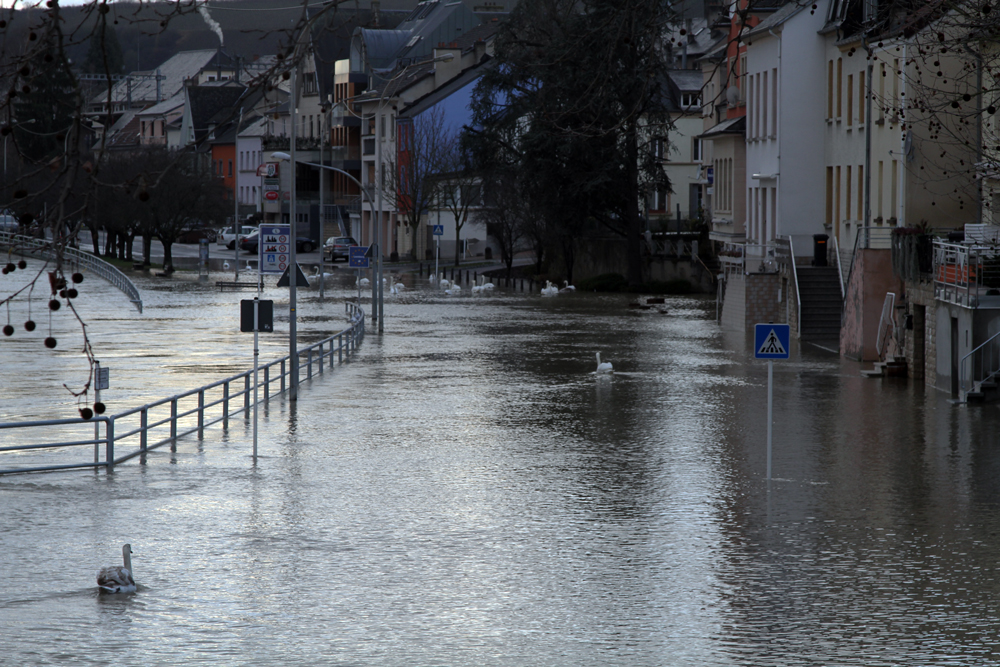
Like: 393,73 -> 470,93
474,39 -> 487,63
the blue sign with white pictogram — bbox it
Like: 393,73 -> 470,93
754,324 -> 790,359
432,224 -> 444,236
349,246 -> 370,268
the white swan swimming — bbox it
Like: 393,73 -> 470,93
390,282 -> 405,294
595,352 -> 613,374
357,277 -> 370,287
309,266 -> 334,283
439,275 -> 451,289
97,544 -> 136,594
223,261 -> 230,270
561,280 -> 575,292
445,283 -> 462,295
541,280 -> 559,297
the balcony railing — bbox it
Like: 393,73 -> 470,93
933,241 -> 1000,308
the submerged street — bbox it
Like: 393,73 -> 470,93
2,265 -> 999,665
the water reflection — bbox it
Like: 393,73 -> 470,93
2,261 -> 1000,664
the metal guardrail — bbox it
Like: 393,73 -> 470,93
0,302 -> 365,475
959,328 -> 1000,402
0,232 -> 143,313
933,240 -> 1000,308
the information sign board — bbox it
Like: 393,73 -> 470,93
349,246 -> 370,269
432,224 -> 444,236
754,323 -> 790,360
258,225 -> 290,275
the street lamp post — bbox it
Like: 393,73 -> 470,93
356,52 -> 454,333
288,67 -> 300,401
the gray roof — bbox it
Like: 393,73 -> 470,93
698,115 -> 746,139
135,92 -> 185,118
747,2 -> 808,38
667,69 -> 704,93
91,50 -> 224,107
353,0 -> 483,73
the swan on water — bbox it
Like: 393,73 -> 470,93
560,280 -> 575,292
309,266 -> 334,283
595,352 -> 614,374
223,261 -> 230,270
97,544 -> 136,594
390,282 -> 405,295
357,277 -> 370,287
445,283 -> 462,295
439,275 -> 451,289
541,280 -> 559,297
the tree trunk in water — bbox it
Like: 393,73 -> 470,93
162,242 -> 174,272
89,225 -> 100,255
125,233 -> 135,261
104,231 -> 115,256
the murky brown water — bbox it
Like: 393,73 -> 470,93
2,262 -> 1000,665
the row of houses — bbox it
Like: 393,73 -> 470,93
664,0 -> 999,397
91,0 -> 503,263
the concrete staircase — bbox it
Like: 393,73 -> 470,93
861,356 -> 908,378
797,266 -> 843,340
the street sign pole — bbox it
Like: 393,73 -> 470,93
432,223 -> 444,287
754,323 -> 790,481
253,298 -> 259,459
767,359 -> 773,480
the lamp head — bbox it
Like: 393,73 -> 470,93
272,151 -> 291,162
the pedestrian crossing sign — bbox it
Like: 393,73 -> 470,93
754,323 -> 790,359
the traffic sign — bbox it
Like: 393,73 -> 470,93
349,246 -> 370,268
258,225 -> 290,274
432,224 -> 444,236
264,191 -> 279,201
755,324 -> 790,360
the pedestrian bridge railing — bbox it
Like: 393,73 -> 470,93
0,302 -> 365,475
0,232 -> 143,313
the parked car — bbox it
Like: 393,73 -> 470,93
324,236 -> 358,262
240,232 -> 317,254
176,227 -> 217,244
218,225 -> 258,249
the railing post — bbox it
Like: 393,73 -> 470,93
264,365 -> 270,402
197,389 -> 205,438
170,398 -> 178,444
222,382 -> 229,430
308,348 -> 313,379
106,417 -> 115,469
280,360 -> 286,393
244,374 -> 251,417
140,407 -> 148,451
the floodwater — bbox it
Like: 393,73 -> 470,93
2,260 -> 1000,666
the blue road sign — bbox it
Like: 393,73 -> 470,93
755,323 -> 790,359
432,224 -> 444,236
349,246 -> 370,269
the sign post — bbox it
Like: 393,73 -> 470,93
754,323 -> 790,480
241,298 -> 274,458
349,246 -> 370,304
433,224 -> 444,286
94,361 -> 109,463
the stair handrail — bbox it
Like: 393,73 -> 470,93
832,234 -> 845,298
875,292 -> 895,360
787,236 -> 801,336
959,328 -> 1000,401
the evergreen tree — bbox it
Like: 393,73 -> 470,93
84,21 -> 125,75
